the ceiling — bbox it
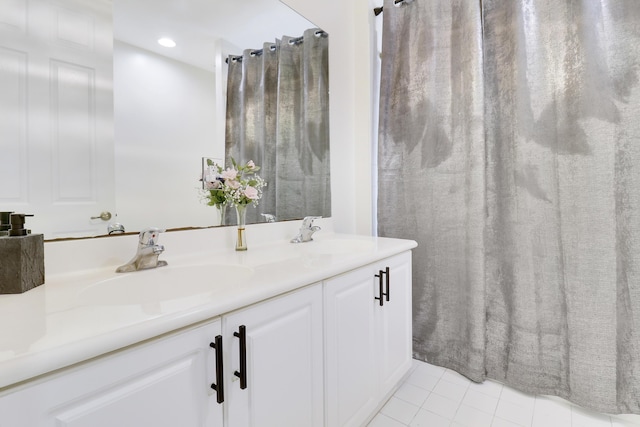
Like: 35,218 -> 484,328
113,0 -> 316,72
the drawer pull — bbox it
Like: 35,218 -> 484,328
209,335 -> 224,403
374,270 -> 385,306
384,267 -> 390,301
234,325 -> 248,389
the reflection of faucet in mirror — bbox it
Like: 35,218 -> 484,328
116,228 -> 168,273
291,216 -> 322,243
108,223 -> 126,234
261,214 -> 276,223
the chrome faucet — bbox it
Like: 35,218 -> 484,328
261,213 -> 276,223
108,222 -> 125,235
291,216 -> 321,243
116,227 -> 168,273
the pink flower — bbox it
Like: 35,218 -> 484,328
247,160 -> 256,170
243,186 -> 259,199
222,168 -> 238,180
226,180 -> 240,189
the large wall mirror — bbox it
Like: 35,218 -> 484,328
0,0 -> 329,240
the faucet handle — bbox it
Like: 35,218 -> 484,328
139,227 -> 165,245
302,216 -> 322,228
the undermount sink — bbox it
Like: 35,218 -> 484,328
299,239 -> 375,255
79,264 -> 254,306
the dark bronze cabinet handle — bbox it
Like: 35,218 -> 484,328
384,267 -> 390,302
233,325 -> 247,389
209,335 -> 224,403
374,270 -> 385,306
374,267 -> 391,306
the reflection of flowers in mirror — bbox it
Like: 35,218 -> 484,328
200,158 -> 266,208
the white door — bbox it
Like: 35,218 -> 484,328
0,0 -> 115,238
0,319 -> 224,427
223,284 -> 324,427
324,266 -> 379,427
375,252 -> 413,396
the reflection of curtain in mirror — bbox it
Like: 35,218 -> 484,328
225,28 -> 331,224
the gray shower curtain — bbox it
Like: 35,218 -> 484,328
225,28 -> 331,224
377,0 -> 640,414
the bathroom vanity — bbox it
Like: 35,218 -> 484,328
0,223 -> 416,427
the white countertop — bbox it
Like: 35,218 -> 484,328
0,230 -> 416,390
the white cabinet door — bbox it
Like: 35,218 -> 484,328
223,284 -> 324,427
324,266 -> 378,427
0,320 -> 223,427
374,251 -> 413,397
324,251 -> 413,427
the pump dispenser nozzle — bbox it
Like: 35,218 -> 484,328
9,213 -> 33,236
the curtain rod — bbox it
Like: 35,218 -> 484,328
374,0 -> 405,16
225,30 -> 328,64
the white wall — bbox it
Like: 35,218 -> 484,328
113,41 -> 222,232
282,0 -> 376,235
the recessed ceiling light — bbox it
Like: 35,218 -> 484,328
158,38 -> 176,48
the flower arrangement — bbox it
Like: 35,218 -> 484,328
201,158 -> 266,208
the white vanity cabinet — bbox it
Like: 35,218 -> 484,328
0,238 -> 415,427
223,283 -> 324,427
375,252 -> 413,395
0,319 -> 224,427
324,251 -> 413,427
0,284 -> 324,427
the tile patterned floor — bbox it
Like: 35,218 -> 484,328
368,360 -> 640,427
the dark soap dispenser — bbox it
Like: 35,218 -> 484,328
0,211 -> 11,237
0,213 -> 45,294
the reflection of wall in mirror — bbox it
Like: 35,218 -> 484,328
114,40 -> 222,233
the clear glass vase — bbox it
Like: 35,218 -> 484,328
235,205 -> 247,251
215,203 -> 228,226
